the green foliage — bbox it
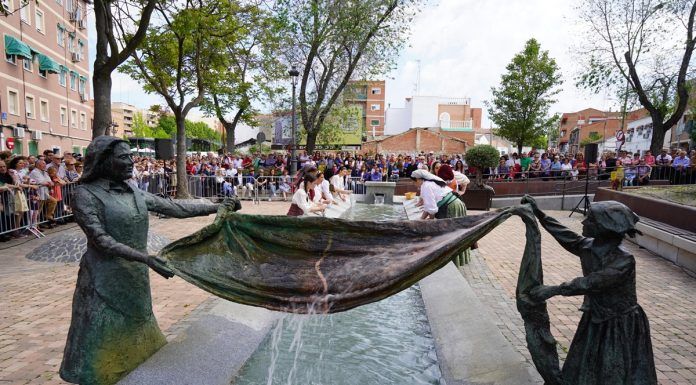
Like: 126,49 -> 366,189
200,2 -> 286,150
580,132 -> 603,146
249,143 -> 271,155
185,121 -> 220,142
575,0 -> 696,153
156,116 -> 176,137
297,105 -> 362,146
465,145 -> 500,170
486,39 -> 562,154
280,0 -> 424,152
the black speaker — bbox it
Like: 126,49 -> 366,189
584,143 -> 598,164
154,139 -> 174,160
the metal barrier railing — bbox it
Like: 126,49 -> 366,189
0,181 -> 78,238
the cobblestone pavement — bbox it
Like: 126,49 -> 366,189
0,201 -> 290,385
463,210 -> 696,385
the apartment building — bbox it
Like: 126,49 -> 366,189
0,0 -> 91,156
344,80 -> 386,139
557,108 -> 647,154
385,95 -> 481,147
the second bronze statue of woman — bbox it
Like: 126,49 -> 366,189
59,136 -> 234,385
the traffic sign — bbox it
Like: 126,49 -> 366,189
6,137 -> 15,150
1,112 -> 6,121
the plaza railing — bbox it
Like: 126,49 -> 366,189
0,181 -> 78,239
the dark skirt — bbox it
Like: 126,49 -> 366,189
562,306 -> 657,385
287,203 -> 304,216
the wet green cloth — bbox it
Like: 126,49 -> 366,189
160,207 -> 513,314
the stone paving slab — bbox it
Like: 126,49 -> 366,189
0,201 -> 290,385
463,210 -> 696,385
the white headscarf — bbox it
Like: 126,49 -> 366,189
410,169 -> 445,184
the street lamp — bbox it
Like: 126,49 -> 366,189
289,65 -> 300,174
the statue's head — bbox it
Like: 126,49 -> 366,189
582,201 -> 640,239
81,136 -> 134,183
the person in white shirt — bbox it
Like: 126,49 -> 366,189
329,167 -> 352,201
410,169 -> 452,219
314,172 -> 334,204
287,173 -> 326,216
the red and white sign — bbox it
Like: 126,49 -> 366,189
5,137 -> 15,150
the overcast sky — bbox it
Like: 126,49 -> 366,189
96,0 -> 617,126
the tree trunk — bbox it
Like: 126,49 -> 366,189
92,71 -> 112,137
517,142 -> 523,155
650,121 -> 668,155
224,122 -> 235,153
175,113 -> 190,198
306,130 -> 318,154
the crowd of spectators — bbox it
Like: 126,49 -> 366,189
0,150 -> 83,241
2,144 -> 694,240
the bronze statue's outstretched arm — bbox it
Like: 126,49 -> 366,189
521,195 -> 588,256
141,190 -> 222,218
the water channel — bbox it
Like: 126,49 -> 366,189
231,204 -> 444,385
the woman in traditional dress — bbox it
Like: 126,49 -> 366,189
410,169 -> 469,266
60,136 -> 223,385
287,173 -> 326,216
523,196 -> 656,385
438,164 -> 472,265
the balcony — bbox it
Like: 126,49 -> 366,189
440,119 -> 473,131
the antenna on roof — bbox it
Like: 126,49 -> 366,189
415,59 -> 421,96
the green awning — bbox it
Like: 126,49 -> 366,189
57,23 -> 66,30
69,70 -> 79,76
38,54 -> 61,73
59,65 -> 68,73
79,75 -> 87,81
4,35 -> 32,60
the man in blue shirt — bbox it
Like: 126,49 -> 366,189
672,150 -> 691,184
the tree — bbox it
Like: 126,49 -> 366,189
280,0 -> 422,153
464,145 -> 500,188
487,39 -> 563,154
119,1 -> 226,198
576,0 -> 696,154
580,132 -> 604,146
92,0 -> 157,137
131,112 -> 150,137
200,2 -> 285,152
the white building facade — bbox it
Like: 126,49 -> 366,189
624,116 -> 671,155
385,96 -> 477,135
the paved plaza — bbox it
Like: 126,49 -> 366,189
0,204 -> 694,384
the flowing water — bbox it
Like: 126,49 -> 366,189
231,204 -> 444,385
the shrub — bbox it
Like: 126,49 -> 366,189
465,145 -> 500,187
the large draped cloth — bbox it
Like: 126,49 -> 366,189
159,204 -> 563,383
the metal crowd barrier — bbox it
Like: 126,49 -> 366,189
0,181 -> 78,239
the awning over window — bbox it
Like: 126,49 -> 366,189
4,35 -> 33,60
59,65 -> 68,72
38,54 -> 61,73
78,75 -> 87,81
69,70 -> 79,77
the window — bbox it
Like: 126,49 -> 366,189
6,53 -> 16,65
560,130 -> 566,137
1,0 -> 12,13
68,35 -> 75,53
60,106 -> 67,126
35,9 -> 44,33
25,95 -> 35,119
57,25 -> 65,47
65,0 -> 72,12
59,69 -> 67,87
370,104 -> 380,111
69,72 -> 77,90
38,69 -> 47,78
371,87 -> 381,95
23,57 -> 33,72
8,89 -> 20,116
19,0 -> 30,24
370,119 -> 380,126
56,0 -> 62,5
79,112 -> 86,130
78,77 -> 86,95
77,40 -> 84,57
39,99 -> 49,121
70,109 -> 77,128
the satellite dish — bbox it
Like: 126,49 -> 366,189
256,132 -> 266,143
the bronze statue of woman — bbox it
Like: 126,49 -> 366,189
522,195 -> 657,385
60,136 -> 225,385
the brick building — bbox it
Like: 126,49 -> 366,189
1,0 -> 92,156
344,80 -> 385,139
361,127 -> 469,155
557,108 -> 647,154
